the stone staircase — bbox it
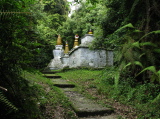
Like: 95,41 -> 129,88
42,71 -> 117,119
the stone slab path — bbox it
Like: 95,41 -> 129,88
43,74 -> 62,78
63,90 -> 114,117
43,71 -> 118,119
52,79 -> 75,88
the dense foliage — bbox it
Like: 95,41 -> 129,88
59,0 -> 160,118
1,0 -> 160,118
0,0 -> 69,118
58,1 -> 106,49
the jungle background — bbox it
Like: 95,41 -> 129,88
0,0 -> 160,118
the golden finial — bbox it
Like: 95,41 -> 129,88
64,41 -> 69,54
73,34 -> 79,48
56,34 -> 62,45
88,29 -> 93,34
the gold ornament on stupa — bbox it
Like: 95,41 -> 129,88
64,41 -> 69,54
88,29 -> 93,34
56,34 -> 62,45
73,34 -> 79,48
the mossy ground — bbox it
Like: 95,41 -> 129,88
21,71 -> 77,119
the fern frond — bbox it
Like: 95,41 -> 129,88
140,30 -> 160,40
153,49 -> 160,53
137,66 -> 156,76
0,10 -> 32,20
0,92 -> 18,111
114,23 -> 134,34
132,41 -> 140,49
140,42 -> 157,47
129,0 -> 140,16
136,66 -> 160,83
123,61 -> 143,70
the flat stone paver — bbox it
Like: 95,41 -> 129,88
43,74 -> 62,78
52,79 -> 75,88
79,115 -> 118,119
42,71 -> 62,74
42,71 -> 56,74
63,91 -> 114,117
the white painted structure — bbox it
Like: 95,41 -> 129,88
48,34 -> 113,69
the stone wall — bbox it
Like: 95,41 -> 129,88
48,34 -> 113,69
68,47 -> 106,68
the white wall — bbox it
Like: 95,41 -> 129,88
68,47 -> 107,68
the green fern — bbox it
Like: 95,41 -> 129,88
113,24 -> 160,84
123,61 -> 143,70
129,0 -> 140,16
136,66 -> 160,83
140,30 -> 160,40
0,91 -> 18,112
0,11 -> 32,20
114,23 -> 134,34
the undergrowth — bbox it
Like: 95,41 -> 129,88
0,70 -> 77,119
56,68 -> 102,93
96,67 -> 160,119
57,68 -> 160,119
22,71 -> 77,119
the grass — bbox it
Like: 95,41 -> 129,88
56,68 -> 102,91
56,68 -> 110,105
21,70 -> 77,119
20,68 -> 160,119
56,68 -> 160,119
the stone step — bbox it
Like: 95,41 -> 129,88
43,74 -> 62,79
42,71 -> 56,74
43,76 -> 62,78
44,75 -> 62,78
63,90 -> 114,117
52,79 -> 75,88
42,71 -> 62,74
79,115 -> 118,119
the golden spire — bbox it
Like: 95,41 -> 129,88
73,34 -> 79,48
56,34 -> 62,45
88,29 -> 93,34
64,41 -> 69,54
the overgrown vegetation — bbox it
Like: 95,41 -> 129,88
0,0 -> 70,118
57,68 -> 160,118
23,71 -> 77,119
1,0 -> 160,118
59,0 -> 160,118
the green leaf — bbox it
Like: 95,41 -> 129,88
137,66 -> 156,76
133,29 -> 142,33
115,23 -> 134,33
153,49 -> 160,53
140,42 -> 157,47
132,41 -> 140,49
134,61 -> 143,68
140,30 -> 160,40
123,62 -> 131,69
123,61 -> 143,70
